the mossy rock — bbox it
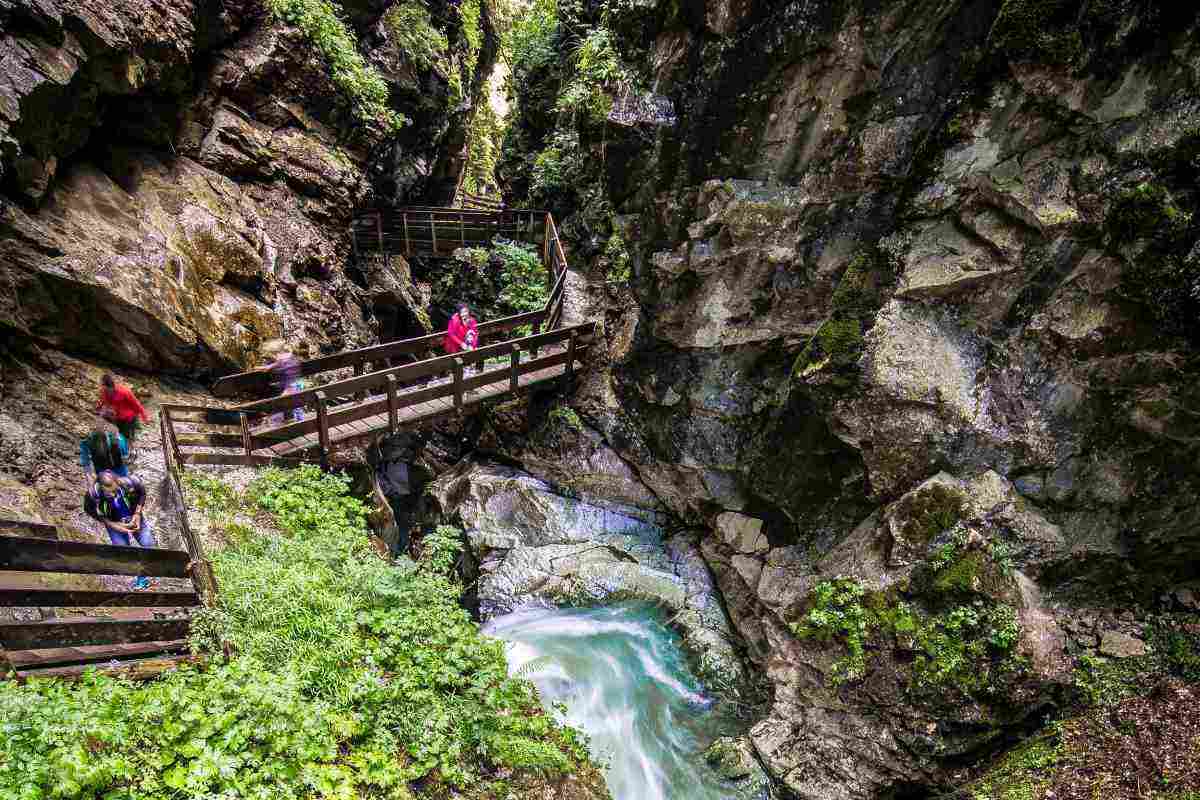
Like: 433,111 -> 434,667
893,483 -> 966,550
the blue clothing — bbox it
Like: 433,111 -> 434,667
80,432 -> 129,471
107,517 -> 154,548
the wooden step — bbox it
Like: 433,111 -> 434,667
15,654 -> 203,681
5,639 -> 190,669
0,517 -> 58,540
0,611 -> 192,650
0,537 -> 192,578
0,584 -> 201,607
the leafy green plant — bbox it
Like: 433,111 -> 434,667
0,466 -> 593,797
792,577 -> 1025,693
266,0 -> 406,132
604,224 -> 631,283
385,1 -> 448,70
495,240 -> 549,314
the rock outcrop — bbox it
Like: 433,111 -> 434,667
430,459 -> 747,688
0,0 -> 490,377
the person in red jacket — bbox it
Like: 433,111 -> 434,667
444,304 -> 478,355
97,373 -> 150,444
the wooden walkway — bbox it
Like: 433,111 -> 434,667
0,501 -> 215,682
165,207 -> 593,467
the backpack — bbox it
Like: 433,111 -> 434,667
88,432 -> 125,472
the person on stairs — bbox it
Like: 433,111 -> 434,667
83,471 -> 156,589
80,418 -> 130,487
96,373 -> 149,446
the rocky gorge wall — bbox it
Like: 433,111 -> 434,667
491,0 -> 1200,796
0,0 -> 491,378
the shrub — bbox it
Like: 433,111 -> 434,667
791,576 -> 1024,693
495,240 -> 549,315
384,1 -> 448,70
266,0 -> 406,132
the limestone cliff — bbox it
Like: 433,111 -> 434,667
495,0 -> 1200,796
0,0 -> 492,376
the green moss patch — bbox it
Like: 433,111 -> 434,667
790,575 -> 1026,696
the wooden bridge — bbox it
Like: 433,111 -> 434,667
163,207 -> 593,468
2,206 -> 588,682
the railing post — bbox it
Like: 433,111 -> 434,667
459,212 -> 465,247
403,212 -> 411,256
452,358 -> 464,411
375,211 -> 384,254
566,330 -> 577,381
509,344 -> 520,392
239,412 -> 253,464
543,212 -> 551,274
430,211 -> 438,256
386,375 -> 399,433
350,226 -> 359,264
353,362 -> 365,402
315,391 -> 331,466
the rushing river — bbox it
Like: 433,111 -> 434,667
483,603 -> 757,800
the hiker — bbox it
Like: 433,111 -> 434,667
96,373 -> 149,444
444,304 -> 478,355
84,471 -> 155,590
445,304 -> 480,380
261,340 -> 305,425
79,419 -> 130,486
84,471 -> 153,548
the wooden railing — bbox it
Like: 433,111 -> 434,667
0,516 -> 206,681
176,208 -> 586,467
349,207 -> 546,260
216,208 -> 572,398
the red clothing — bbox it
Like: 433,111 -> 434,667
444,315 -> 478,354
98,384 -> 149,423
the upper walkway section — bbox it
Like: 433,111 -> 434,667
348,206 -> 550,260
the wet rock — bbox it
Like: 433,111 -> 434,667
1099,630 -> 1147,659
431,460 -> 746,687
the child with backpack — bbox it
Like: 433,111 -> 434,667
79,419 -> 130,487
84,470 -> 155,589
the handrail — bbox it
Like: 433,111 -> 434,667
188,207 -> 586,467
158,411 -> 219,608
234,322 -> 595,415
212,309 -> 546,397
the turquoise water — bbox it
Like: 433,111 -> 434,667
483,603 -> 757,800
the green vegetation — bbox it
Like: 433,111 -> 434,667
1106,181 -> 1200,339
463,95 -> 504,196
266,0 -> 406,131
0,467 -> 592,798
967,729 -> 1062,800
495,241 -> 550,315
556,26 -> 630,123
603,221 -> 631,283
793,247 -> 895,386
548,405 -> 584,430
791,573 -> 1025,694
384,1 -> 448,70
894,483 -> 966,548
988,0 -> 1083,64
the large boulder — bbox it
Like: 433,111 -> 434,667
430,460 -> 746,687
